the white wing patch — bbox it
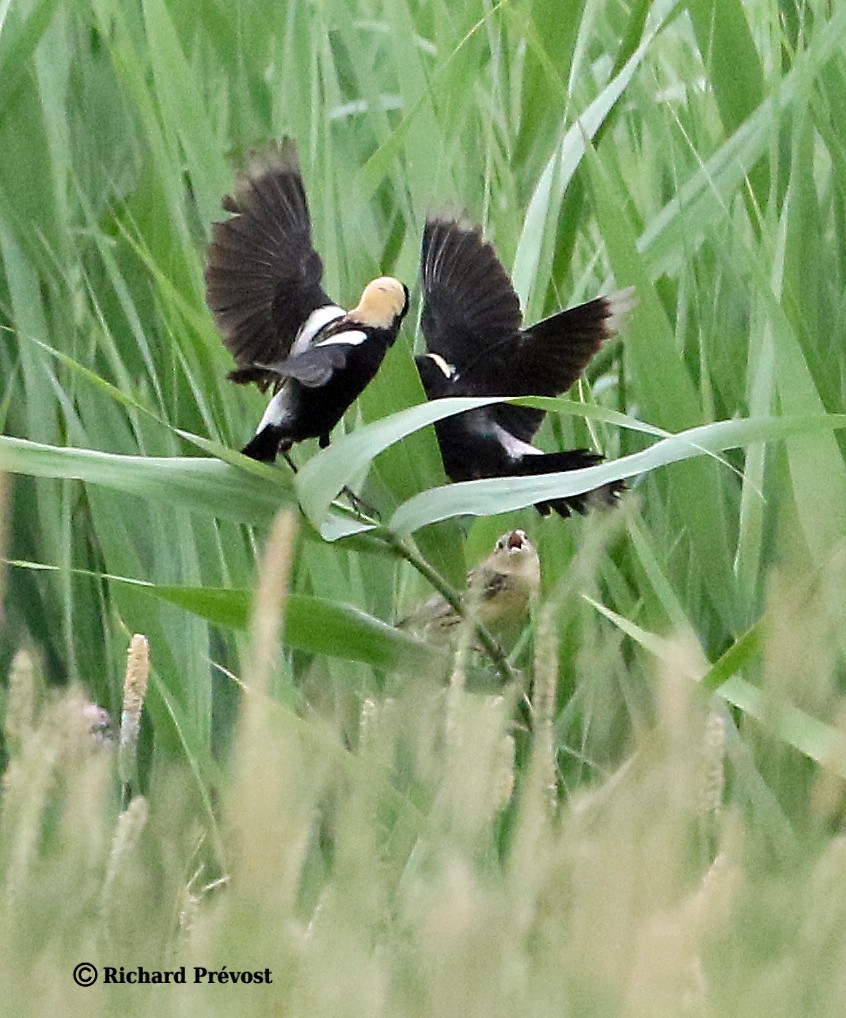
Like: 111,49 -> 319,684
315,329 -> 368,348
290,305 -> 345,356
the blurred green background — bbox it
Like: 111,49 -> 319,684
2,0 -> 846,1013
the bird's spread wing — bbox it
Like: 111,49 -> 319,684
420,218 -> 522,377
205,140 -> 332,377
492,287 -> 636,442
515,288 -> 635,395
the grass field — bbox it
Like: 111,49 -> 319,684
3,0 -> 846,1013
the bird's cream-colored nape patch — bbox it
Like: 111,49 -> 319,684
349,276 -> 408,329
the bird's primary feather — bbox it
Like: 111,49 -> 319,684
420,218 -> 522,377
205,140 -> 332,383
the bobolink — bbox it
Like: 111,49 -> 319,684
400,529 -> 540,644
416,218 -> 634,517
206,141 -> 409,463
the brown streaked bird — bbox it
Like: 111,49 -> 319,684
206,141 -> 409,463
415,218 -> 634,517
400,529 -> 540,645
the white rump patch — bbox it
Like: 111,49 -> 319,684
256,385 -> 294,432
492,423 -> 538,461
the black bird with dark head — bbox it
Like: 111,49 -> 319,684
416,218 -> 633,517
206,141 -> 409,463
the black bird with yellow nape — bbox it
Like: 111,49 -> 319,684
416,217 -> 633,517
206,140 -> 408,464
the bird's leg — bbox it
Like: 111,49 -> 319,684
339,486 -> 380,521
275,439 -> 298,473
315,433 -> 378,518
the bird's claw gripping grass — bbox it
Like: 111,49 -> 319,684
338,486 -> 381,522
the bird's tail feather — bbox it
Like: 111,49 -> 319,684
514,449 -> 624,518
240,425 -> 287,463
